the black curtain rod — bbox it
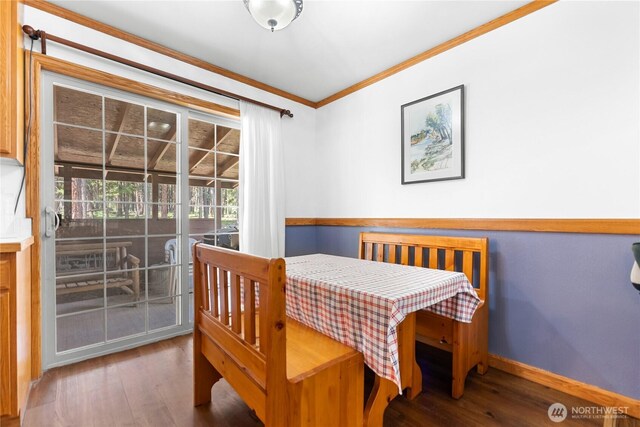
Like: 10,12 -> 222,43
22,25 -> 294,118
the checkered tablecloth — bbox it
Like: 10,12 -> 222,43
285,254 -> 481,392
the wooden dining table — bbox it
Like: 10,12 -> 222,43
284,254 -> 482,427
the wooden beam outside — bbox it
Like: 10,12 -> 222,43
106,103 -> 131,165
190,127 -> 237,174
147,127 -> 177,170
215,126 -> 232,146
217,156 -> 239,178
70,168 -> 144,182
54,161 -> 224,187
56,161 -> 145,179
189,128 -> 216,173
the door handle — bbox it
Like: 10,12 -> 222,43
44,206 -> 59,237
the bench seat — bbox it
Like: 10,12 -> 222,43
194,244 -> 364,427
54,253 -> 141,300
55,277 -> 134,295
285,317 -> 360,382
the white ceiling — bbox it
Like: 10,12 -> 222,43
48,0 -> 528,102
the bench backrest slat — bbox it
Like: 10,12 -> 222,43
208,264 -> 217,317
218,268 -> 229,326
259,279 -> 270,355
244,279 -> 257,345
359,232 -> 489,301
194,243 -> 287,422
230,274 -> 242,334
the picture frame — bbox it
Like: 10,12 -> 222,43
401,85 -> 465,184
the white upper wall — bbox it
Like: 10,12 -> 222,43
314,1 -> 640,219
0,5 -> 318,239
1,1 -> 638,237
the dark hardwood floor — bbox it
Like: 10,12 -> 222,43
21,335 -> 637,426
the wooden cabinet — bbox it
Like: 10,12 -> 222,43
0,237 -> 33,422
0,0 -> 24,163
0,291 -> 11,416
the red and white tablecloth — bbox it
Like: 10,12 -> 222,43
284,254 -> 481,392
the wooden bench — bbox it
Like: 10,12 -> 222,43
193,244 -> 364,426
359,232 -> 489,399
55,241 -> 140,300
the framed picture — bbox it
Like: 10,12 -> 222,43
401,85 -> 464,184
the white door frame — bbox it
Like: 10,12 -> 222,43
40,72 -> 196,369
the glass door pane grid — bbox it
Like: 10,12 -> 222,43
101,94 -> 109,348
186,116 -> 240,325
142,104 -> 149,338
54,92 -> 106,353
43,77 -> 195,367
54,89 -> 183,354
187,119 -> 239,251
48,80 -> 242,360
56,305 -> 103,319
54,121 -> 145,140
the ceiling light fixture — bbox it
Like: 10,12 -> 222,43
148,121 -> 171,132
243,0 -> 303,32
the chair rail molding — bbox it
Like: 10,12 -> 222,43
284,218 -> 640,235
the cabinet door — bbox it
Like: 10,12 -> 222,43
0,0 -> 24,163
0,290 -> 11,415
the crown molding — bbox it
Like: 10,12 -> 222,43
21,1 -> 558,109
21,0 -> 317,108
315,0 -> 557,108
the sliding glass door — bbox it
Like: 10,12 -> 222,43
40,72 -> 240,368
186,112 -> 241,322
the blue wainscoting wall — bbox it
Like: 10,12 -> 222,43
285,225 -> 640,399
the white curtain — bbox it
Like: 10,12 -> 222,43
239,101 -> 285,258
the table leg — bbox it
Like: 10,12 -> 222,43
363,313 -> 424,427
406,359 -> 423,399
398,312 -> 423,399
364,375 -> 398,427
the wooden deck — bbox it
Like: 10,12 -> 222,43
18,335 -> 638,427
